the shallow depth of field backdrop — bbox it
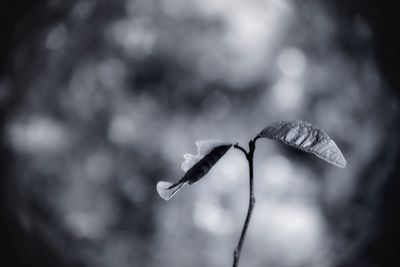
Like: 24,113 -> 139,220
1,0 -> 400,267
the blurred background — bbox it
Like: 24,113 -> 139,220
1,0 -> 399,267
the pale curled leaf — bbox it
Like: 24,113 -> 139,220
258,120 -> 346,168
181,154 -> 196,172
157,140 -> 233,200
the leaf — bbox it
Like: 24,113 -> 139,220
181,140 -> 232,172
258,120 -> 346,168
157,140 -> 233,201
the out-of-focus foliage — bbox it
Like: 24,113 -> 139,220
0,0 -> 399,267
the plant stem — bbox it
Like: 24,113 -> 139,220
233,140 -> 256,267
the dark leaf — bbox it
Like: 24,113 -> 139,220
258,120 -> 346,168
157,140 -> 233,200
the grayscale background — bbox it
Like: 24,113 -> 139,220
1,0 -> 399,267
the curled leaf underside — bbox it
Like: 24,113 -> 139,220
157,140 -> 233,200
258,120 -> 346,168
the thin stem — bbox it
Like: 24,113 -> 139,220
233,140 -> 256,267
234,144 -> 248,156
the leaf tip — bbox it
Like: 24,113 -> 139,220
335,150 -> 347,168
156,181 -> 185,201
